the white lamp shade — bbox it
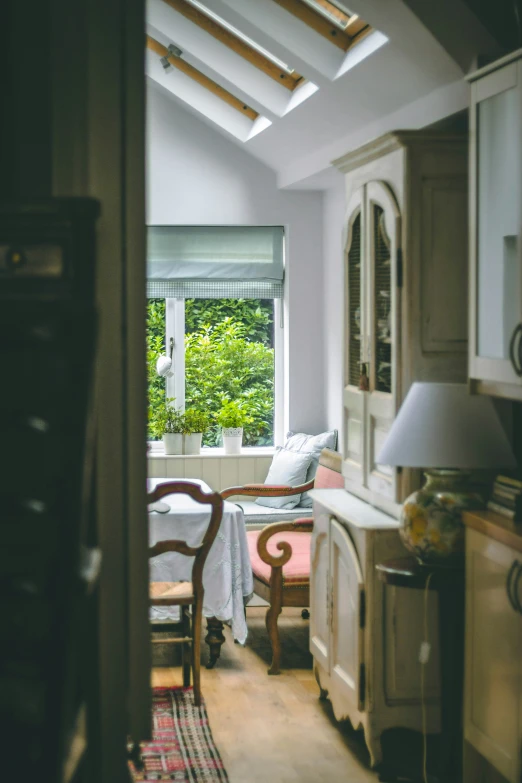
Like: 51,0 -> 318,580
377,383 -> 516,469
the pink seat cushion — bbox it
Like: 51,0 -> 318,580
247,530 -> 311,587
315,464 -> 344,490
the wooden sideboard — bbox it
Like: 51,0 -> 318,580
309,489 -> 441,768
463,511 -> 522,783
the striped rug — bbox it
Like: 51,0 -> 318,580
129,687 -> 229,782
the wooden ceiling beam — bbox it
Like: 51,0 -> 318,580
162,0 -> 303,91
146,36 -> 259,121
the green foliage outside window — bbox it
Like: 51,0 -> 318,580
147,299 -> 167,440
147,298 -> 275,446
185,298 -> 273,346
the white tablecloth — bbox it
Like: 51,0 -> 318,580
148,478 -> 253,644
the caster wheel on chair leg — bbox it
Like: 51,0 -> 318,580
301,609 -> 310,620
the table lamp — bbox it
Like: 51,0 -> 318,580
377,383 -> 517,566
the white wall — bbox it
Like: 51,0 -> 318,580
147,84 -> 326,435
322,181 -> 346,442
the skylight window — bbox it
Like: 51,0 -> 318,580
164,0 -> 304,90
186,0 -> 294,74
147,36 -> 259,120
301,0 -> 351,30
273,0 -> 371,51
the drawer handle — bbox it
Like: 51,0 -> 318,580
514,563 -> 522,614
509,324 -> 522,376
507,560 -> 520,612
79,547 -> 102,594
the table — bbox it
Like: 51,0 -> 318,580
376,557 -> 465,783
148,478 -> 253,667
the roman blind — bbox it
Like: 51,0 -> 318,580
147,225 -> 284,298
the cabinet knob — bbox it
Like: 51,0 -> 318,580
508,323 -> 522,376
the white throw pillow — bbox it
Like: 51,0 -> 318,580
284,430 -> 338,507
255,447 -> 313,510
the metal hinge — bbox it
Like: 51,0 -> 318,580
359,589 -> 366,630
397,248 -> 403,288
359,663 -> 366,708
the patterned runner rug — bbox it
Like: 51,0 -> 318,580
129,687 -> 229,782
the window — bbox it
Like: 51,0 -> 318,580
175,0 -> 304,91
146,226 -> 284,450
273,0 -> 371,51
302,0 -> 352,29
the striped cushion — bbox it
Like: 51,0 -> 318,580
247,530 -> 311,587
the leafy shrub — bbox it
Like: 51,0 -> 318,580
185,318 -> 274,446
183,408 -> 211,434
147,299 -> 275,447
150,397 -> 184,437
147,299 -> 167,440
185,299 -> 273,345
215,400 -> 252,429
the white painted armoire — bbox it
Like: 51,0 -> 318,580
309,131 -> 469,767
334,131 -> 469,515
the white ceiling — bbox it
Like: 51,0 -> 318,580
145,0 -> 500,188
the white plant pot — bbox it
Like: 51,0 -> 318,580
163,433 -> 183,455
183,433 -> 203,455
222,427 -> 243,455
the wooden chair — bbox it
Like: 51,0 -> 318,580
147,480 -> 223,706
221,448 -> 343,675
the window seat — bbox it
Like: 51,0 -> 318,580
231,500 -> 313,531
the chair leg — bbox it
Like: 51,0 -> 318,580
265,572 -> 283,675
182,607 -> 191,688
192,599 -> 202,707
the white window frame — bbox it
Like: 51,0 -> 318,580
148,296 -> 284,452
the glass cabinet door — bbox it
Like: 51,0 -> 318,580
366,180 -> 401,502
471,58 -> 522,386
347,209 -> 363,387
343,190 -> 366,488
371,203 -> 392,395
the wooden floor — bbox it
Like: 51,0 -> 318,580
152,607 -> 379,783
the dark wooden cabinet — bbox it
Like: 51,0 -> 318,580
0,199 -> 100,782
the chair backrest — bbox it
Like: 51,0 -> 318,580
315,448 -> 344,490
147,481 -> 223,591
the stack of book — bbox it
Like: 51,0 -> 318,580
488,476 -> 522,520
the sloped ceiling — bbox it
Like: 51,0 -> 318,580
146,0 -> 502,188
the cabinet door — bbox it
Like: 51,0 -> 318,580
343,188 -> 367,487
330,518 -> 365,713
366,181 -> 401,502
465,529 -> 522,782
469,59 -> 522,387
309,506 -> 331,672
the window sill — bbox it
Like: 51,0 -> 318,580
147,446 -> 276,459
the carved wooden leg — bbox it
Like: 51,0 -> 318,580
182,606 -> 191,688
266,568 -> 283,675
364,725 -> 383,770
192,598 -> 202,707
314,663 -> 328,701
205,617 -> 225,669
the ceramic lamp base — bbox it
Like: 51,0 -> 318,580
400,470 -> 483,566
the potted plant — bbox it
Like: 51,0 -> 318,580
182,409 -> 210,455
155,400 -> 184,455
216,400 -> 251,455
